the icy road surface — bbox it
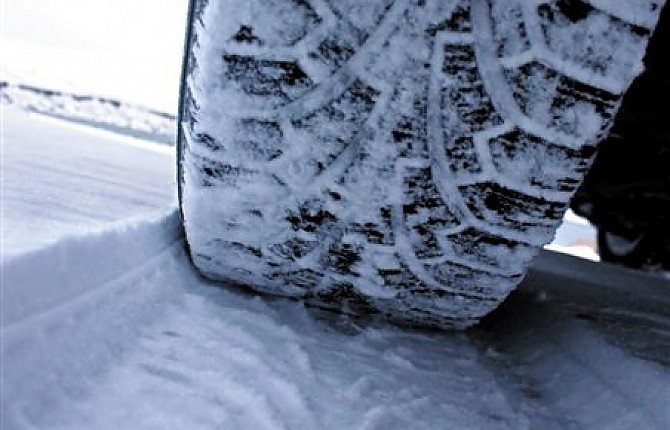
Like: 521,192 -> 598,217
3,108 -> 670,429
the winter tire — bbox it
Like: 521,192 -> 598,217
178,0 -> 665,328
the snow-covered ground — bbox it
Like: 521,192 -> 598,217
3,102 -> 669,429
1,83 -> 177,144
2,1 -> 667,424
2,107 -> 175,257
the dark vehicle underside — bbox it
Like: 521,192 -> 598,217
571,4 -> 670,270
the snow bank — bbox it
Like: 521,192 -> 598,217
2,210 -> 186,427
1,82 -> 176,144
3,210 -> 182,328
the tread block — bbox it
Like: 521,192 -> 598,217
265,268 -> 324,290
270,238 -> 319,261
586,0 -> 664,29
426,0 -> 471,34
348,207 -> 394,245
445,227 -> 536,273
293,79 -> 379,128
442,44 -> 504,133
325,242 -> 363,275
459,182 -> 565,241
325,0 -> 394,32
309,281 -> 376,314
538,1 -> 649,84
232,25 -> 264,45
378,295 -> 481,328
236,119 -> 286,161
392,115 -> 429,158
202,239 -> 264,261
387,279 -> 499,323
377,264 -> 427,294
445,135 -> 483,175
191,155 -> 257,188
308,22 -> 363,73
506,62 -> 617,138
228,0 -> 320,47
488,128 -> 597,192
489,0 -> 530,58
377,265 -> 504,323
291,80 -> 379,172
286,198 -> 338,233
193,132 -> 222,152
403,167 -> 460,259
223,55 -> 313,103
391,96 -> 429,159
292,80 -> 379,136
427,261 -> 522,298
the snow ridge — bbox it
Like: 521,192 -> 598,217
3,211 -> 184,427
1,82 -> 177,144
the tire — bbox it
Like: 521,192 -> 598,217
178,0 -> 665,328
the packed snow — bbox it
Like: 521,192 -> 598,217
3,96 -> 669,430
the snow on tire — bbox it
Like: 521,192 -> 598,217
178,0 -> 665,328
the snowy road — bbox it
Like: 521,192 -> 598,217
3,109 -> 670,429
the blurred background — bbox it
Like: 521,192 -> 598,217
2,0 -> 188,113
